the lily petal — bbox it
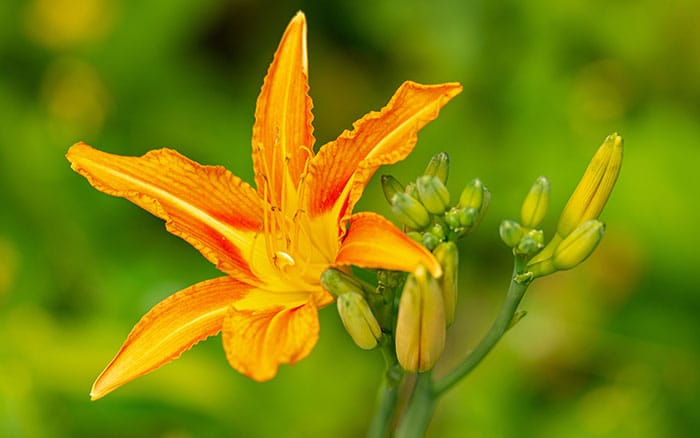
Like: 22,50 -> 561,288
91,276 -> 251,400
67,142 -> 263,283
305,81 -> 462,224
252,11 -> 315,209
335,212 -> 443,278
223,299 -> 319,381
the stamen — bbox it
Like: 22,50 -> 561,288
261,176 -> 275,262
274,250 -> 296,271
290,147 -> 313,255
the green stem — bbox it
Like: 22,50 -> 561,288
368,340 -> 404,438
395,372 -> 437,438
433,261 -> 530,395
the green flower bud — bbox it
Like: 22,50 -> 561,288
423,152 -> 450,184
429,223 -> 446,241
520,176 -> 550,229
458,207 -> 478,228
433,241 -> 458,326
552,219 -> 605,270
499,219 -> 523,248
459,178 -> 486,210
528,229 -> 544,246
395,265 -> 446,372
337,292 -> 382,350
422,232 -> 440,251
444,207 -> 461,229
416,175 -> 450,214
407,231 -> 423,244
517,234 -> 541,256
381,175 -> 404,204
391,192 -> 431,229
321,268 -> 366,297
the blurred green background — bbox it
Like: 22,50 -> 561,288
1,0 -> 699,436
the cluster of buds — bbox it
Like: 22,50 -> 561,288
322,153 -> 475,373
324,135 -> 622,376
383,153 -> 485,372
382,152 -> 489,250
500,133 -> 623,279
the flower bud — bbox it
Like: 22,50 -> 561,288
320,268 -> 365,297
381,175 -> 404,204
552,220 -> 605,270
429,223 -> 446,242
517,229 -> 544,256
422,232 -> 440,251
337,292 -> 382,350
458,207 -> 478,228
520,176 -> 550,229
416,175 -> 450,215
406,231 -> 423,244
499,219 -> 523,248
423,152 -> 450,184
395,265 -> 446,372
444,207 -> 461,229
557,134 -> 623,238
459,178 -> 486,210
433,242 -> 459,326
391,192 -> 431,229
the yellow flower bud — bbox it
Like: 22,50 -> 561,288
433,242 -> 459,326
520,176 -> 550,229
557,133 -> 623,237
395,265 -> 446,372
423,152 -> 450,184
552,219 -> 605,270
416,175 -> 450,215
337,292 -> 382,350
391,192 -> 431,229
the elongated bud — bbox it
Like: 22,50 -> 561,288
337,292 -> 382,350
381,175 -> 404,203
459,178 -> 486,210
499,219 -> 523,248
320,268 -> 366,296
433,242 -> 458,326
521,176 -> 550,229
423,152 -> 450,184
416,175 -> 450,214
395,265 -> 446,372
553,220 -> 605,270
391,192 -> 431,229
557,134 -> 623,237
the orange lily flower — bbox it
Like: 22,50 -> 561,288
67,12 -> 461,400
